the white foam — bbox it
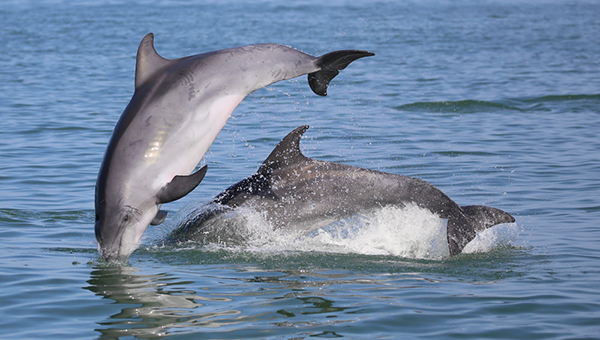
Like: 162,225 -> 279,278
165,202 -> 519,260
302,205 -> 451,259
461,222 -> 520,254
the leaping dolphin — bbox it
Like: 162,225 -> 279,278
169,126 -> 515,256
95,34 -> 374,262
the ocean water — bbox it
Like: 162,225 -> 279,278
1,0 -> 600,339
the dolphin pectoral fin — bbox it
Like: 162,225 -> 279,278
150,210 -> 168,225
157,165 -> 208,204
309,50 -> 375,96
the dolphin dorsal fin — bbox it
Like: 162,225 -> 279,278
259,125 -> 310,173
135,33 -> 172,90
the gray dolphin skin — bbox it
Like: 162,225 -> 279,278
95,33 -> 374,262
169,126 -> 515,256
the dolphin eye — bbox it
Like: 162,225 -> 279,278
120,206 -> 141,224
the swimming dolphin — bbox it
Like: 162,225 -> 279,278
169,126 -> 515,256
95,34 -> 374,262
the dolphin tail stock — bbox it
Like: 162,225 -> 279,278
308,50 -> 375,96
447,205 -> 516,256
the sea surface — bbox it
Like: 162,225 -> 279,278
1,0 -> 600,339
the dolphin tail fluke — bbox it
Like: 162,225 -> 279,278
309,50 -> 375,96
447,205 -> 515,256
461,205 -> 516,230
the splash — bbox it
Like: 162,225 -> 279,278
303,205 -> 450,259
164,203 -> 519,260
461,222 -> 520,254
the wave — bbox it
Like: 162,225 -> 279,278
0,208 -> 92,223
396,100 -> 523,113
395,94 -> 600,113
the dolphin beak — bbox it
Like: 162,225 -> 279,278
95,221 -> 140,263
